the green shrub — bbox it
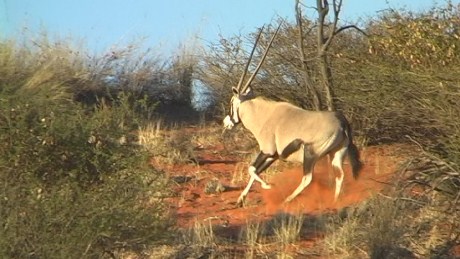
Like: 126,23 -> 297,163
0,41 -> 172,257
0,168 -> 171,258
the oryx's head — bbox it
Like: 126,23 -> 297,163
223,86 -> 255,129
223,24 -> 280,130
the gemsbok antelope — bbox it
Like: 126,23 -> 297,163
223,25 -> 363,206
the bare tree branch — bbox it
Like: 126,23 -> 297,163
315,0 -> 338,111
334,24 -> 368,37
316,0 -> 328,48
323,0 -> 342,52
297,0 -> 321,110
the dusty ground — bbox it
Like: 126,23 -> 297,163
145,127 -> 460,258
154,128 -> 405,235
146,126 -> 460,258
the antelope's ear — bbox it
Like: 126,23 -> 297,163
232,87 -> 239,95
242,86 -> 252,95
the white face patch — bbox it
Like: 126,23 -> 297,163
230,96 -> 241,123
223,115 -> 235,129
223,95 -> 242,130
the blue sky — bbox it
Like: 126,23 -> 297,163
1,0 -> 456,56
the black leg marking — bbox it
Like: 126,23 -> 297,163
252,152 -> 270,168
303,144 -> 315,175
256,154 -> 278,174
280,139 -> 303,159
251,151 -> 278,175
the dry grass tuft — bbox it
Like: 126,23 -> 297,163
138,122 -> 196,165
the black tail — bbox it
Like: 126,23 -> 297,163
343,118 -> 363,179
348,141 -> 363,179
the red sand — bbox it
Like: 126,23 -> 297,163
153,129 -> 459,257
160,142 -> 401,228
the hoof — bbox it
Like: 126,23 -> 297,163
236,197 -> 245,207
284,196 -> 294,203
261,183 -> 272,190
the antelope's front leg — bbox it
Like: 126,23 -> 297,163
237,175 -> 255,206
236,152 -> 277,207
249,165 -> 271,189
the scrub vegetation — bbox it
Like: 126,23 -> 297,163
1,1 -> 459,258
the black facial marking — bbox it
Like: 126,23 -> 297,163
229,98 -> 234,117
227,96 -> 241,125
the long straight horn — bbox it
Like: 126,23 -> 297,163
240,22 -> 282,93
236,26 -> 265,92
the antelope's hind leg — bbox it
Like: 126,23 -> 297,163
237,152 -> 277,206
331,146 -> 347,201
285,144 -> 315,203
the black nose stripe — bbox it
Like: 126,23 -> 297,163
229,97 -> 235,117
228,97 -> 240,124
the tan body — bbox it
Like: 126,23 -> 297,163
226,94 -> 362,205
239,98 -> 347,162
